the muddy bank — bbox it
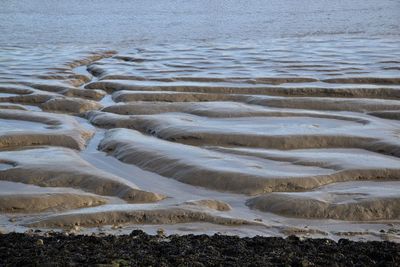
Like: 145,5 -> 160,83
247,181 -> 400,221
96,129 -> 400,195
1,42 -> 400,242
0,147 -> 165,203
0,193 -> 107,213
1,231 -> 399,266
27,207 -> 257,228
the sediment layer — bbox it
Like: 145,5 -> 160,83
0,109 -> 92,150
1,45 -> 400,239
0,147 -> 165,203
0,193 -> 107,213
98,129 -> 400,194
85,80 -> 400,99
87,110 -> 400,158
28,207 -> 257,228
247,181 -> 400,220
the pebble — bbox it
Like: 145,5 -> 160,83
157,228 -> 166,237
0,230 -> 399,266
111,224 -> 122,230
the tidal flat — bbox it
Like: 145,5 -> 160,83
0,0 -> 400,255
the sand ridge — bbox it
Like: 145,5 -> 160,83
27,206 -> 261,228
1,44 -> 400,240
0,147 -> 166,203
86,110 -> 400,158
247,181 -> 400,220
0,109 -> 93,150
97,128 -> 400,195
0,193 -> 107,213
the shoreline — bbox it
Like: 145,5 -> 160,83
1,1 -> 400,265
0,40 -> 399,242
1,230 -> 399,266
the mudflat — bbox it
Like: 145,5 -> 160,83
0,0 -> 399,247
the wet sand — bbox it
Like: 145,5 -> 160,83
0,0 -> 399,249
0,42 -> 399,243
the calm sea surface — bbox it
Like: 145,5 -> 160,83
0,0 -> 399,46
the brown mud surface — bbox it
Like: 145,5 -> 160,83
0,43 -> 399,242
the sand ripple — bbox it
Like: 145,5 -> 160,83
0,42 -> 400,239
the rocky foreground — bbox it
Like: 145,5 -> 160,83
0,231 -> 399,267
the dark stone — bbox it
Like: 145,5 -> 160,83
0,231 -> 399,266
